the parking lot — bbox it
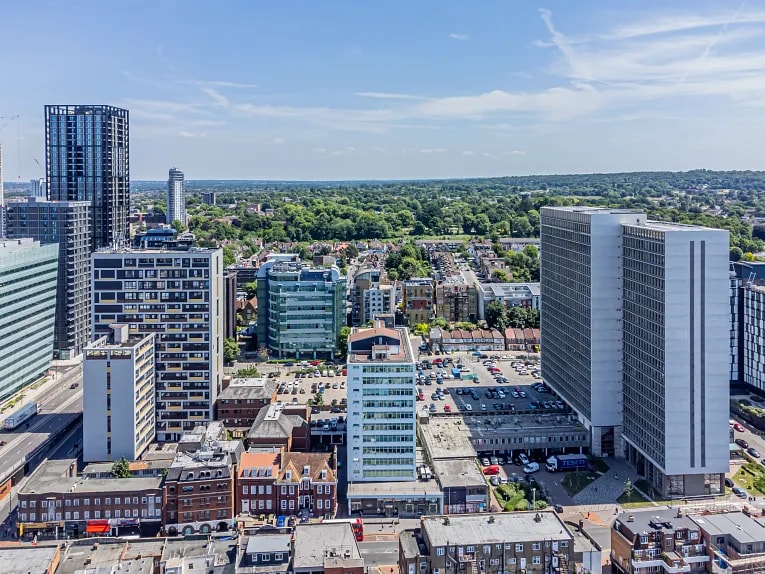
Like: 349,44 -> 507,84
415,352 -> 568,417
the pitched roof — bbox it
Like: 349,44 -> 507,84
238,452 -> 280,478
278,452 -> 337,483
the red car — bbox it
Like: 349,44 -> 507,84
734,423 -> 745,433
444,405 -> 451,413
482,465 -> 500,475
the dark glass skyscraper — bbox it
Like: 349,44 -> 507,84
45,105 -> 130,248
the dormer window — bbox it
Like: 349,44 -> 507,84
321,469 -> 327,479
303,465 -> 310,476
187,472 -> 194,480
285,470 -> 292,480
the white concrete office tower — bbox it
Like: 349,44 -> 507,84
621,221 -> 729,497
83,325 -> 156,462
167,167 -> 186,226
347,321 -> 416,482
0,143 -> 4,238
540,207 -> 644,456
91,246 -> 224,442
0,238 -> 58,399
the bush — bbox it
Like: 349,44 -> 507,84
514,500 -> 530,511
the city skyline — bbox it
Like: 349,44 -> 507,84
2,1 -> 765,181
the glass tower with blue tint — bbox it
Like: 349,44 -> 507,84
45,105 -> 130,249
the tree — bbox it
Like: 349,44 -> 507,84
344,244 -> 359,260
112,457 -> 131,478
243,281 -> 258,298
235,366 -> 260,378
312,392 -> 325,406
485,302 -> 507,331
744,252 -> 756,262
730,247 -> 743,262
491,269 -> 510,282
413,323 -> 430,336
623,478 -> 634,503
336,326 -> 351,358
171,219 -> 186,234
222,246 -> 237,267
223,337 -> 240,363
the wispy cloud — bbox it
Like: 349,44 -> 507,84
267,137 -> 286,145
462,150 -> 475,156
184,80 -> 258,88
179,131 -> 207,138
449,33 -> 469,40
420,148 -> 447,153
202,88 -> 230,107
354,91 -> 427,100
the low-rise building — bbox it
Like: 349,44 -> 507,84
610,508 -> 710,574
237,449 -> 338,518
240,529 -> 293,574
400,512 -> 575,574
17,459 -> 162,540
477,282 -> 541,319
403,278 -> 434,327
247,403 -> 310,451
162,445 -> 237,536
216,377 -> 278,438
0,546 -> 62,574
430,328 -> 505,352
292,523 -> 365,574
435,274 -> 478,324
504,327 -> 541,352
693,511 -> 765,574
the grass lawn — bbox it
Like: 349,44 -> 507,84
733,463 -> 765,494
617,490 -> 654,508
561,472 -> 599,496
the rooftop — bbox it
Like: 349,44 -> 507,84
479,282 -> 540,297
292,523 -> 363,570
422,511 -> 573,547
421,413 -> 586,445
238,452 -> 280,479
247,404 -> 306,441
431,458 -> 486,489
692,512 -> 765,545
0,237 -> 45,256
0,546 -> 60,574
624,219 -> 729,233
22,459 -> 162,495
219,378 -> 277,401
347,480 -> 443,498
616,508 -> 698,537
246,533 -> 293,556
348,324 -> 414,364
419,417 -> 477,460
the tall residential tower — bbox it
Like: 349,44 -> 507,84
166,167 -> 186,226
45,105 -> 130,249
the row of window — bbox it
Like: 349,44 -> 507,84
21,508 -> 160,522
21,496 -> 160,508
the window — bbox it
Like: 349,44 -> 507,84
266,485 -> 272,494
275,553 -> 284,561
317,499 -> 323,510
466,546 -> 475,553
289,486 -> 295,495
532,542 -> 541,551
281,500 -> 286,510
261,554 -> 271,562
436,548 -> 445,556
483,546 -> 490,554
639,536 -> 648,544
317,485 -> 323,495
243,485 -> 249,495
115,497 -> 121,505
281,486 -> 287,495
532,556 -> 541,565
515,544 -> 523,552
289,500 -> 294,510
266,500 -> 272,510
690,531 -> 699,540
508,558 -> 516,565
560,541 -> 569,548
84,511 -> 90,519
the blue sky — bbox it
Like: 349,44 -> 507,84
3,0 -> 765,180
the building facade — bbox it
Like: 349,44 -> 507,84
436,276 -> 478,324
6,198 -> 92,358
215,377 -> 277,437
347,322 -> 417,482
402,278 -> 434,327
91,246 -> 224,441
83,325 -> 155,463
45,105 -> 130,249
166,167 -> 186,226
477,282 -> 540,320
351,267 -> 395,327
621,222 -> 729,497
256,256 -> 346,359
401,513 -> 575,574
540,207 -> 644,457
0,238 -> 58,399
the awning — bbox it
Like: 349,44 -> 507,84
86,520 -> 111,534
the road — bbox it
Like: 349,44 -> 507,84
0,366 -> 83,485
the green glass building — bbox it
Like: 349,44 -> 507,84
0,238 -> 59,399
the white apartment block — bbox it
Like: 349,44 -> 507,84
347,322 -> 416,483
540,207 -> 643,456
91,247 -> 224,441
621,221 -> 729,497
83,324 -> 156,462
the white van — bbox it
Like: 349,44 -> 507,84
523,462 -> 540,473
518,453 -> 530,466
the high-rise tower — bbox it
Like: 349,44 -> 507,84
167,167 -> 186,226
45,105 -> 130,248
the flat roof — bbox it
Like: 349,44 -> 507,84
246,533 -> 293,555
292,523 -> 362,570
347,480 -> 442,499
0,546 -> 59,574
22,459 -> 162,495
348,325 -> 414,364
431,458 -> 486,489
419,417 -> 477,460
219,378 -> 277,401
693,512 -> 765,545
624,220 -> 727,233
616,508 -> 698,537
434,413 -> 586,442
422,511 -> 573,547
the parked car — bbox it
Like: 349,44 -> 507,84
523,462 -> 540,473
736,438 -> 750,449
489,475 -> 500,486
482,465 -> 500,475
732,486 -> 747,499
725,477 -> 735,488
481,458 -> 491,466
748,447 -> 761,458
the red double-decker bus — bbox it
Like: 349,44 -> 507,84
321,518 -> 364,541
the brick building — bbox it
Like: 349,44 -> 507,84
402,278 -> 434,327
247,403 -> 310,451
163,447 -> 237,536
216,377 -> 278,438
237,449 -> 338,518
17,459 -> 162,540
